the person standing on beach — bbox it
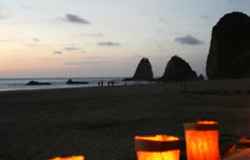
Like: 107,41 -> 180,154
111,81 -> 114,86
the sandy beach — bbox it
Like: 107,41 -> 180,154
0,79 -> 249,160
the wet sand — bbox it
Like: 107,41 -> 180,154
0,80 -> 249,160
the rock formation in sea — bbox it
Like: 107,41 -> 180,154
26,81 -> 51,85
124,57 -> 153,81
206,12 -> 250,79
161,55 -> 197,81
66,79 -> 89,84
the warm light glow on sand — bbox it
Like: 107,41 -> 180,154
135,135 -> 180,160
48,155 -> 84,160
184,121 -> 220,160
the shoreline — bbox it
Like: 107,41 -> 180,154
0,79 -> 249,160
0,77 -> 154,93
1,77 -> 250,92
0,82 -> 157,94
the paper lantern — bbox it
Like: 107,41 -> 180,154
222,135 -> 250,160
183,121 -> 220,160
236,135 -> 250,148
48,155 -> 84,160
135,135 -> 180,160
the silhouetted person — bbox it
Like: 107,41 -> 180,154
98,81 -> 100,87
111,81 -> 114,86
100,80 -> 103,87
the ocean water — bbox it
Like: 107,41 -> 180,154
0,77 -> 152,92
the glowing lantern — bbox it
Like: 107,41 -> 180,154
183,121 -> 220,160
236,135 -> 250,148
222,135 -> 250,160
135,135 -> 180,160
47,155 -> 84,160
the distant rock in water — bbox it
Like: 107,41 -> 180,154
124,57 -> 153,81
66,79 -> 89,84
26,81 -> 51,85
206,12 -> 250,79
161,56 -> 197,81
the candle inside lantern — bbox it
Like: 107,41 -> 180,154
48,155 -> 84,160
135,135 -> 180,160
183,121 -> 220,160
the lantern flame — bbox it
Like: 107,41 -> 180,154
48,155 -> 84,160
197,121 -> 218,125
135,135 -> 179,141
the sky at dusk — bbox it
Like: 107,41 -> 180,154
0,0 -> 250,78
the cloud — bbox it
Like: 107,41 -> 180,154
62,14 -> 90,24
64,46 -> 81,51
227,0 -> 247,3
175,35 -> 204,45
21,3 -> 34,9
65,61 -> 104,65
97,41 -> 120,46
82,32 -> 104,37
159,17 -> 166,22
157,29 -> 163,33
201,15 -> 211,20
53,51 -> 63,55
159,17 -> 164,21
64,44 -> 81,51
159,17 -> 172,24
0,14 -> 10,20
133,55 -> 143,58
26,43 -> 48,48
32,38 -> 40,42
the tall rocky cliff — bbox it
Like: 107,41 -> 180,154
206,12 -> 250,79
161,56 -> 197,81
124,58 -> 153,81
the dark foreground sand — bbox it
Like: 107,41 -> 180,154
0,79 -> 249,160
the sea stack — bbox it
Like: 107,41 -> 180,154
66,79 -> 88,84
161,56 -> 197,81
26,81 -> 51,85
206,12 -> 250,79
124,57 -> 153,81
